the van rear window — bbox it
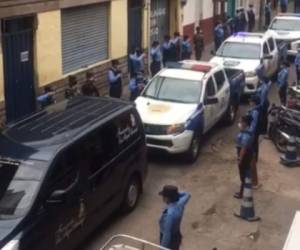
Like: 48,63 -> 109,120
0,158 -> 44,220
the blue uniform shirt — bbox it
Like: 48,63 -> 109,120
182,40 -> 192,54
214,24 -> 224,39
264,3 -> 272,14
277,68 -> 288,89
151,47 -> 162,63
247,106 -> 260,134
294,52 -> 300,68
236,130 -> 253,150
279,0 -> 288,6
159,192 -> 191,248
256,81 -> 271,108
130,53 -> 145,73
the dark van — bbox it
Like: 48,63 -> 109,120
0,96 -> 147,250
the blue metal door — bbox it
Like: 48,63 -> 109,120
128,0 -> 142,52
2,17 -> 35,123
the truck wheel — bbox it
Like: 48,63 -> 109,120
224,103 -> 237,125
121,176 -> 141,213
185,133 -> 201,163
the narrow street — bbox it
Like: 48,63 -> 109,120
83,58 -> 300,250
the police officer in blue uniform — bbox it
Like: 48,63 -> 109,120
234,9 -> 242,33
277,61 -> 290,105
182,35 -> 192,60
256,76 -> 271,134
150,41 -> 162,77
247,95 -> 261,188
214,21 -> 224,51
234,115 -> 254,199
264,0 -> 272,29
108,60 -> 122,98
294,48 -> 300,85
162,35 -> 172,66
159,185 -> 191,250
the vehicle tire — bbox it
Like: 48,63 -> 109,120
185,133 -> 201,163
121,176 -> 141,213
273,130 -> 288,153
223,103 -> 237,126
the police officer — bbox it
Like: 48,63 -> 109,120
248,95 -> 261,189
294,48 -> 300,85
234,9 -> 242,33
129,48 -> 145,76
240,8 -> 248,32
264,0 -> 272,29
279,0 -> 288,13
162,35 -> 172,66
256,76 -> 271,134
247,4 -> 256,32
108,60 -> 122,98
150,41 -> 162,77
182,35 -> 192,60
193,26 -> 204,60
128,72 -> 145,102
234,115 -> 254,199
214,21 -> 224,51
159,185 -> 191,250
170,32 -> 182,62
277,61 -> 290,105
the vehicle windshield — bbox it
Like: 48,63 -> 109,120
143,76 -> 201,104
270,18 -> 300,31
216,42 -> 261,59
0,159 -> 44,220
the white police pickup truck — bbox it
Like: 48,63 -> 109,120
210,32 -> 280,95
135,61 -> 245,162
267,13 -> 300,57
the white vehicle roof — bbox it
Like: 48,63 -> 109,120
158,60 -> 221,81
273,13 -> 300,20
225,32 -> 272,45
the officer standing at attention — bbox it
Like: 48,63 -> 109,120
247,4 -> 256,32
170,32 -> 182,62
264,0 -> 272,29
247,95 -> 261,189
162,35 -> 172,66
234,9 -> 242,33
108,60 -> 122,98
150,41 -> 162,77
214,21 -> 224,51
193,26 -> 204,60
159,185 -> 191,250
182,35 -> 192,60
279,0 -> 288,13
294,48 -> 300,85
277,61 -> 290,105
234,115 -> 254,199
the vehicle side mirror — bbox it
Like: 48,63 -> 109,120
263,54 -> 273,60
204,97 -> 218,105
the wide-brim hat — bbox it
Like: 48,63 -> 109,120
159,185 -> 179,201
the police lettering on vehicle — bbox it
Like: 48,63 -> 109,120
117,114 -> 138,145
55,199 -> 87,245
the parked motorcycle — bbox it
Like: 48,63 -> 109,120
268,105 -> 300,153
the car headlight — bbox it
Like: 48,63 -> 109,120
166,123 -> 185,135
1,240 -> 19,250
245,71 -> 256,78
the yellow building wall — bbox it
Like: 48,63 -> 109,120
110,0 -> 128,59
0,45 -> 4,102
36,11 -> 62,87
142,3 -> 150,49
169,0 -> 182,35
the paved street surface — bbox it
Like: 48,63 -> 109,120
83,51 -> 300,250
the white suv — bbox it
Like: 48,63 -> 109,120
210,32 -> 279,94
267,13 -> 300,56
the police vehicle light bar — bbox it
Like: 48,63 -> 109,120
166,62 -> 212,73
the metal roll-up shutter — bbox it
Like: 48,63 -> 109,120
150,0 -> 169,43
61,3 -> 108,74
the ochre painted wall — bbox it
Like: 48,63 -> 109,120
169,0 -> 182,35
35,11 -> 62,87
142,3 -> 150,49
110,0 -> 128,59
0,45 -> 4,102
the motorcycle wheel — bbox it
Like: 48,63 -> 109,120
274,130 -> 288,153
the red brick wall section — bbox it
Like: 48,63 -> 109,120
38,56 -> 129,103
199,16 -> 214,45
183,23 -> 195,40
